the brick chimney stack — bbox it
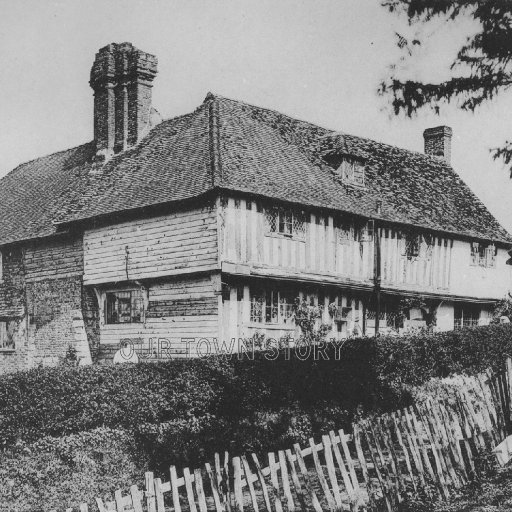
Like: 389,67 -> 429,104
423,126 -> 452,164
90,43 -> 158,161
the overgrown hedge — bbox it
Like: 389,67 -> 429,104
1,324 -> 511,468
0,428 -> 148,512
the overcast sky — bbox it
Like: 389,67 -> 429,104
1,0 -> 512,233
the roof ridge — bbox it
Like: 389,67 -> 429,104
200,93 -> 455,165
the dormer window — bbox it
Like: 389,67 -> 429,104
335,157 -> 365,187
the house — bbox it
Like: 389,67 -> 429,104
0,42 -> 511,371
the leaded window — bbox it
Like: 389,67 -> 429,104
250,289 -> 295,325
265,207 -> 306,239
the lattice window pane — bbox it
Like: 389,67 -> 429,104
420,235 -> 434,260
265,208 -> 278,233
404,234 -> 421,258
292,212 -> 306,239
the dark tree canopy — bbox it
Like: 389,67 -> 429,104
380,0 -> 512,173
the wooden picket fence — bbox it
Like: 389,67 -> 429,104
55,358 -> 512,512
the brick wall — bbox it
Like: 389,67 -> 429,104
26,276 -> 83,367
0,247 -> 28,373
82,286 -> 100,361
0,235 -> 101,374
0,246 -> 25,317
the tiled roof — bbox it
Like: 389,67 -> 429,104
0,93 -> 511,246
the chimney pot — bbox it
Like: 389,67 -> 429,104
423,125 -> 452,164
90,43 -> 158,161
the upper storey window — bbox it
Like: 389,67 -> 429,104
265,207 -> 306,240
470,242 -> 496,268
404,233 -> 433,260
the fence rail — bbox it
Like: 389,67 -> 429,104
54,358 -> 512,512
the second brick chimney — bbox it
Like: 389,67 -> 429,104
90,43 -> 158,161
423,126 -> 452,164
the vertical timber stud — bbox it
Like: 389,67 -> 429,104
374,220 -> 381,335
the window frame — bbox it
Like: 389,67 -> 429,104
470,242 -> 496,268
264,207 -> 306,241
336,157 -> 365,187
104,289 -> 145,325
250,289 -> 295,326
454,304 -> 481,330
0,320 -> 15,351
335,219 -> 354,245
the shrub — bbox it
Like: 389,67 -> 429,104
0,427 -> 148,512
0,357 -> 233,446
0,324 -> 512,468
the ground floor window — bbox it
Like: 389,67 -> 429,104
105,289 -> 144,324
454,304 -> 480,329
366,303 -> 403,331
0,320 -> 15,350
250,289 -> 295,325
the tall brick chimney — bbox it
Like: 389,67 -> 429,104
423,126 -> 452,164
90,43 -> 158,161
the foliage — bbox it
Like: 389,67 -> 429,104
380,0 -> 512,174
0,358 -> 233,448
0,427 -> 148,512
399,454 -> 512,511
1,324 -> 512,470
293,298 -> 331,344
492,293 -> 512,322
61,345 -> 79,367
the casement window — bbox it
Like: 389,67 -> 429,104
335,220 -> 354,245
335,157 -> 365,187
265,207 -> 306,239
470,242 -> 496,268
105,289 -> 144,324
250,289 -> 295,325
358,220 -> 374,243
0,320 -> 15,350
454,304 -> 480,329
405,234 -> 421,259
404,233 -> 433,260
366,303 -> 403,330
